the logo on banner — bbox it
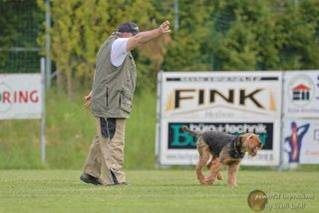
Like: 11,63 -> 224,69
288,75 -> 315,106
0,82 -> 39,112
168,122 -> 273,150
165,88 -> 277,112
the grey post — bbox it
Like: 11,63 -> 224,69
174,0 -> 179,31
156,70 -> 164,167
45,0 -> 52,88
40,57 -> 46,163
279,71 -> 285,170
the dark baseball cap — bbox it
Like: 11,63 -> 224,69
117,22 -> 139,35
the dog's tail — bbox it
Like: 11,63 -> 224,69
180,126 -> 202,137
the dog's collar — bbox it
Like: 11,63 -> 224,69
230,136 -> 245,159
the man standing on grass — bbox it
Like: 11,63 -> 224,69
80,21 -> 170,185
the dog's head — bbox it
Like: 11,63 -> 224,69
241,133 -> 263,157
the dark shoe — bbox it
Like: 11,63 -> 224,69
80,173 -> 102,185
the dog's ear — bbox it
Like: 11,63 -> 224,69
240,133 -> 258,147
244,134 -> 255,144
247,134 -> 259,141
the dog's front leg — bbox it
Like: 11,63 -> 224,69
205,158 -> 222,185
207,160 -> 223,180
196,147 -> 210,185
227,163 -> 239,187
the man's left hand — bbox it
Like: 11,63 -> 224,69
84,91 -> 92,107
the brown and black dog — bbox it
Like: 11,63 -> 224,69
181,126 -> 262,187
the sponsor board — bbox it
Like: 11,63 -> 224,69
162,122 -> 279,166
0,74 -> 42,119
161,72 -> 282,120
283,119 -> 319,164
284,71 -> 319,117
157,72 -> 282,166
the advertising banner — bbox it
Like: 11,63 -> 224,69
282,119 -> 319,165
157,72 -> 282,166
0,74 -> 43,119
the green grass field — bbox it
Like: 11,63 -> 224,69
0,170 -> 318,213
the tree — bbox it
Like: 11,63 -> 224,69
162,0 -> 214,71
209,0 -> 319,71
38,0 -> 171,98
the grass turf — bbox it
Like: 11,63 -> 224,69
0,170 -> 318,213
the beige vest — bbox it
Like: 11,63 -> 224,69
91,34 -> 137,118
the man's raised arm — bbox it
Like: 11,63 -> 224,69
127,20 -> 170,51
